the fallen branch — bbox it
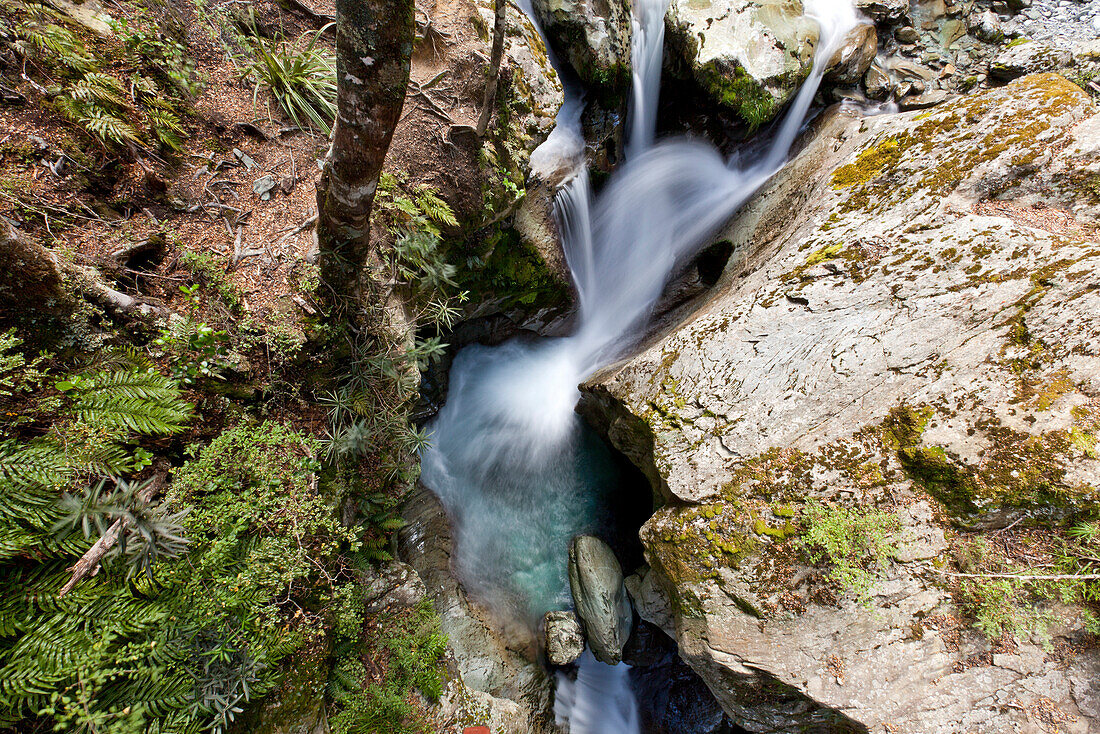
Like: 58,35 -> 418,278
59,461 -> 169,597
933,569 -> 1100,582
277,213 -> 317,245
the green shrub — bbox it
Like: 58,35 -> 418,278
799,500 -> 900,602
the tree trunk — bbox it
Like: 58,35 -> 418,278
477,0 -> 507,137
315,0 -> 415,311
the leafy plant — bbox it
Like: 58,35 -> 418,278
799,500 -> 900,602
242,17 -> 337,135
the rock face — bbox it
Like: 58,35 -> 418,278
398,486 -> 559,732
531,0 -> 632,91
568,535 -> 633,664
543,610 -> 585,665
824,23 -> 877,86
664,0 -> 819,126
581,75 -> 1100,731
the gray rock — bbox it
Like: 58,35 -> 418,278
568,535 -> 632,664
856,0 -> 909,21
580,76 -> 1100,731
664,0 -> 819,126
864,61 -> 894,99
989,39 -> 1073,80
825,23 -> 878,85
967,9 -> 1004,41
543,610 -> 585,665
531,0 -> 631,91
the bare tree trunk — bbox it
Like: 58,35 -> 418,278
477,0 -> 507,137
315,0 -> 415,310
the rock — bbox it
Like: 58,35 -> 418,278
863,60 -> 894,98
989,40 -> 1073,81
856,0 -> 909,21
568,535 -> 632,664
530,0 -> 631,92
939,17 -> 966,46
543,610 -> 585,665
579,75 -> 1100,730
894,25 -> 921,43
398,486 -> 558,730
252,175 -> 278,200
663,0 -> 819,126
825,23 -> 878,85
967,9 -> 1004,41
897,88 -> 950,108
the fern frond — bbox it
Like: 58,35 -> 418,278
69,370 -> 191,435
415,187 -> 458,227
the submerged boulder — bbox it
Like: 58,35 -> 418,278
531,0 -> 632,92
664,0 -> 819,127
580,75 -> 1100,731
568,535 -> 633,664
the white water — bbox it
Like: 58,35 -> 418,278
422,0 -> 862,730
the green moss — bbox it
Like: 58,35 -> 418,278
830,137 -> 904,189
696,61 -> 785,130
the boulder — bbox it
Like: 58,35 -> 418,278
530,0 -> 632,91
824,23 -> 877,85
664,0 -> 819,126
543,610 -> 585,665
965,9 -> 1003,43
567,535 -> 633,664
989,39 -> 1073,81
855,0 -> 909,22
579,75 -> 1100,731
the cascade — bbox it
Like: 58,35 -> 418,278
421,0 -> 863,729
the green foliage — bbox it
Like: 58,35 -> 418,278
799,500 -> 900,602
153,285 -> 233,386
954,526 -> 1100,641
242,16 -> 336,135
8,0 -> 194,151
57,368 -> 193,435
178,252 -> 243,311
329,597 -> 446,734
0,329 -> 49,398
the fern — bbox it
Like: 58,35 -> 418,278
414,187 -> 458,227
64,370 -> 192,435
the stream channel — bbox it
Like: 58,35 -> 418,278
420,0 -> 862,729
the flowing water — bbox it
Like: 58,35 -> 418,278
421,0 -> 862,730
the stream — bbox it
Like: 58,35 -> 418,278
421,0 -> 862,729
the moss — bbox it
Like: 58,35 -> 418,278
696,61 -> 787,130
830,137 -> 904,189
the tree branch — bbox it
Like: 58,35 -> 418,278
58,461 -> 170,597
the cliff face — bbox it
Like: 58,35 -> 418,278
580,75 -> 1100,732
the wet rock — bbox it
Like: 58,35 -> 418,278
543,610 -> 585,665
897,88 -> 950,108
664,0 -> 819,126
825,23 -> 878,85
856,0 -> 909,21
530,0 -> 632,92
568,535 -> 632,664
863,60 -> 894,98
989,39 -> 1073,80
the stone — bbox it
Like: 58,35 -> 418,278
579,75 -> 1100,731
543,610 -> 585,665
864,60 -> 894,99
856,0 -> 909,21
568,535 -> 632,664
966,9 -> 1004,41
898,88 -> 949,108
825,23 -> 878,85
530,0 -> 631,91
940,17 -> 967,46
895,25 -> 921,43
989,40 -> 1073,81
664,0 -> 819,126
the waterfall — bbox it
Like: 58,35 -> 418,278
421,0 -> 862,729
